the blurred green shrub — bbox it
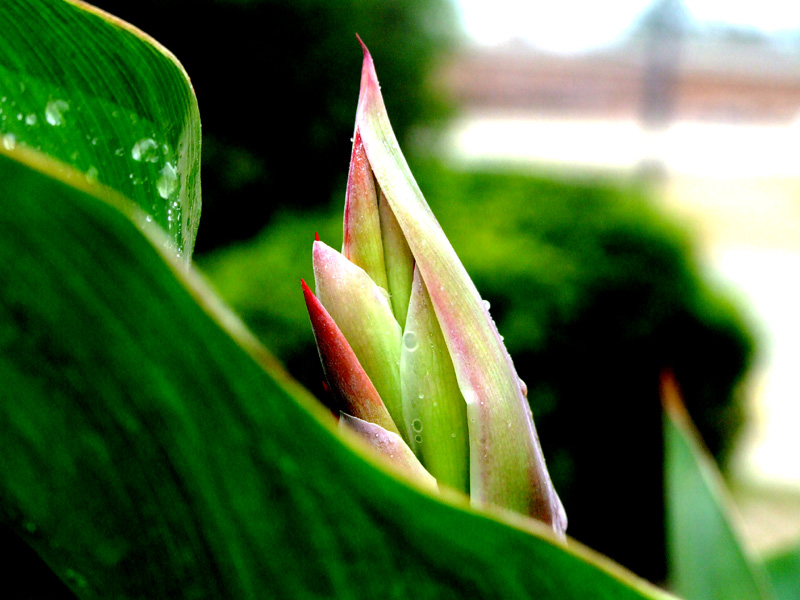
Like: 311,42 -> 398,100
90,0 -> 454,253
199,161 -> 754,583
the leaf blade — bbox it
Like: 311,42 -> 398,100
663,374 -> 775,600
0,145 -> 676,600
0,0 -> 201,257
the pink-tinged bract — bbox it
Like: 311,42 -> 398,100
352,38 -> 566,533
302,279 -> 399,436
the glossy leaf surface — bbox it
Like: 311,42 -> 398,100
0,0 -> 201,257
0,144 -> 678,600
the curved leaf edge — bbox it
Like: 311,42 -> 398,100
1,142 -> 675,600
64,0 -> 202,258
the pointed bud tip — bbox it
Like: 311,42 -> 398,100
314,231 -> 320,242
356,36 -> 380,122
355,33 -> 369,59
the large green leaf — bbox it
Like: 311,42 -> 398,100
764,543 -> 800,600
663,376 -> 774,600
0,0 -> 200,258
0,144 -> 679,599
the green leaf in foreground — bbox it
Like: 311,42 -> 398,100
764,543 -> 800,600
663,373 -> 775,600
0,0 -> 201,258
0,145 -> 675,600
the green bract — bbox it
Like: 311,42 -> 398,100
303,40 -> 566,534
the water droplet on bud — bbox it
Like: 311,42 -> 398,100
403,331 -> 418,352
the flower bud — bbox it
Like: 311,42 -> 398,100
302,38 -> 566,536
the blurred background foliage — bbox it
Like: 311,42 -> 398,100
91,0 -> 754,586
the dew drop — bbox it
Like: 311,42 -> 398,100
25,113 -> 36,125
131,138 -> 158,162
482,299 -> 491,310
403,331 -> 418,352
85,166 -> 98,182
411,419 -> 423,433
45,99 -> 69,126
418,393 -> 424,400
157,162 -> 178,199
2,133 -> 16,150
451,432 -> 457,438
414,434 -> 423,444
114,147 -> 124,157
64,568 -> 88,589
16,112 -> 23,121
145,215 -> 153,223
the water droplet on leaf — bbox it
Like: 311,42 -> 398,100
131,138 -> 158,162
45,99 -> 69,126
157,162 -> 178,199
64,568 -> 88,589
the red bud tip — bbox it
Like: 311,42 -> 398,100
314,232 -> 320,242
301,278 -> 312,296
355,33 -> 368,57
302,275 -> 400,435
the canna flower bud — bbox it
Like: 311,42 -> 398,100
302,38 -> 566,536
